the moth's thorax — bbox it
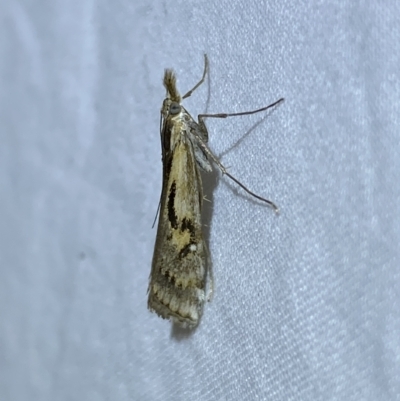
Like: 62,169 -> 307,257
161,105 -> 193,150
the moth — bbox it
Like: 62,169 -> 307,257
148,55 -> 283,328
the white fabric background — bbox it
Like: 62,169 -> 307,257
1,0 -> 400,400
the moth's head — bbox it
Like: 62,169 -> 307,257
161,98 -> 182,118
161,68 -> 182,124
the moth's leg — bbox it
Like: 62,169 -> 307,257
198,97 -> 284,121
206,249 -> 214,302
193,123 -> 280,212
151,198 -> 162,229
206,271 -> 214,302
190,116 -> 209,144
199,138 -> 279,211
182,54 -> 209,100
197,97 -> 284,151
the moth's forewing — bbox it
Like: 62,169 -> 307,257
148,113 -> 209,328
